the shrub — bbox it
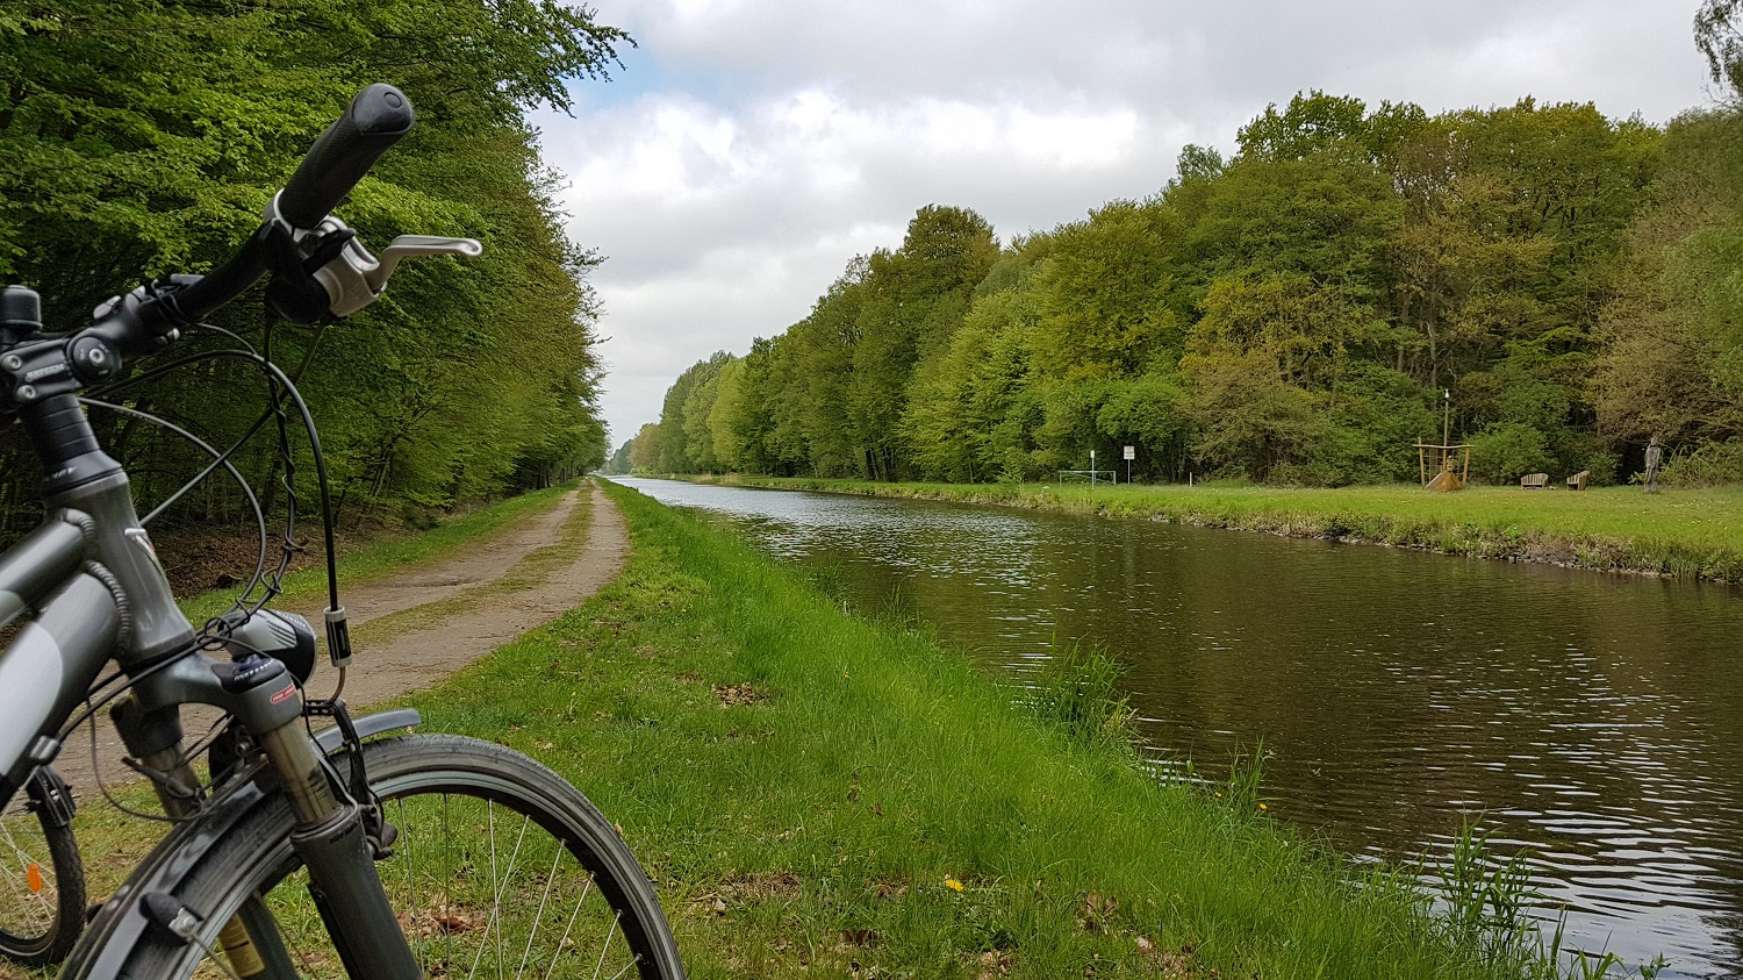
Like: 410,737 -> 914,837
1662,440 -> 1743,486
1471,423 -> 1554,484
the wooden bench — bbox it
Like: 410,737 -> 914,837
1566,470 -> 1590,491
1520,473 -> 1548,489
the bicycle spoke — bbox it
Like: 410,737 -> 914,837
443,792 -> 453,974
157,747 -> 672,980
590,911 -> 621,980
0,803 -> 56,933
467,803 -> 530,980
513,846 -> 564,978
540,877 -> 593,980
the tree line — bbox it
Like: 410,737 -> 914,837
615,5 -> 1743,488
1,0 -> 622,534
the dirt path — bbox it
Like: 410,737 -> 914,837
58,482 -> 628,795
309,482 -> 627,707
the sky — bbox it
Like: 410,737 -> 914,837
532,1 -> 1717,448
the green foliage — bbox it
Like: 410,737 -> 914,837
1697,0 -> 1743,99
1661,439 -> 1743,486
1472,423 -> 1555,484
1594,109 -> 1743,471
0,0 -> 622,527
650,40 -> 1743,492
1436,821 -> 1542,969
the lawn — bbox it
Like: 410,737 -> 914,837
688,475 -> 1743,583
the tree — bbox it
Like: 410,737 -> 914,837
0,0 -> 627,526
1697,0 -> 1743,99
640,84 -> 1693,488
1236,91 -> 1370,162
1182,349 -> 1327,481
1030,199 -> 1184,380
846,206 -> 997,479
627,423 -> 661,473
1594,109 -> 1743,459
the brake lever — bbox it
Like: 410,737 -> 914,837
262,195 -> 484,322
366,236 -> 483,292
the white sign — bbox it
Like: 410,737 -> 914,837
1123,445 -> 1136,461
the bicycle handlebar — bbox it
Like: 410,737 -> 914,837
114,84 -> 415,342
278,83 -> 415,230
1,84 -> 417,412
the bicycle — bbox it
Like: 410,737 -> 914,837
0,82 -> 685,978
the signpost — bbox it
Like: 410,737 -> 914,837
1123,445 -> 1134,484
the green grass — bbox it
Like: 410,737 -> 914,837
51,483 -> 581,913
684,475 -> 1743,583
55,478 -> 1659,976
176,482 -> 575,625
384,479 -> 1585,978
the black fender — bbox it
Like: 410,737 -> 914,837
314,707 -> 422,755
60,709 -> 421,978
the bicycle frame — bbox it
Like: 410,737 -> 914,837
0,396 -> 424,977
0,454 -> 306,806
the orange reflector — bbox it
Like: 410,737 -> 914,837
26,863 -> 43,894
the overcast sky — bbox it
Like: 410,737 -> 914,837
533,1 -> 1716,447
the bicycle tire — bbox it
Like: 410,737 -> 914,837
0,769 -> 87,968
70,734 -> 684,979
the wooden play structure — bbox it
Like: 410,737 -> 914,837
1417,442 -> 1472,492
1417,390 -> 1471,492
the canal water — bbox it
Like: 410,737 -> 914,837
612,478 -> 1743,977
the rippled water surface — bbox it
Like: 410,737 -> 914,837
613,478 -> 1743,976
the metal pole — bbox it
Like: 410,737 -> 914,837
1090,450 -> 1096,489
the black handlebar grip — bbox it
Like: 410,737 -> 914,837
278,83 -> 415,229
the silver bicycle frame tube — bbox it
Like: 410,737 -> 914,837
0,467 -> 202,801
0,568 -> 119,789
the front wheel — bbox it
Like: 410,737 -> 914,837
0,768 -> 86,967
75,734 -> 684,979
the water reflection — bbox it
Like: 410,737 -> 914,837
612,478 -> 1743,977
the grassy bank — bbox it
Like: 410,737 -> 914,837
55,479 -> 1659,976
386,479 -> 1579,977
683,474 -> 1743,584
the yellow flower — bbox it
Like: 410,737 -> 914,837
944,878 -> 965,893
1258,802 -> 1269,811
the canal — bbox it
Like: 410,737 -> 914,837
612,477 -> 1743,977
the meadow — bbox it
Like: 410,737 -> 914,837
686,475 -> 1743,583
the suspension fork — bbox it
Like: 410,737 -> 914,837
256,712 -> 423,979
114,661 -> 423,979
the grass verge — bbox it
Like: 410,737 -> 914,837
391,479 -> 1545,977
682,474 -> 1743,584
